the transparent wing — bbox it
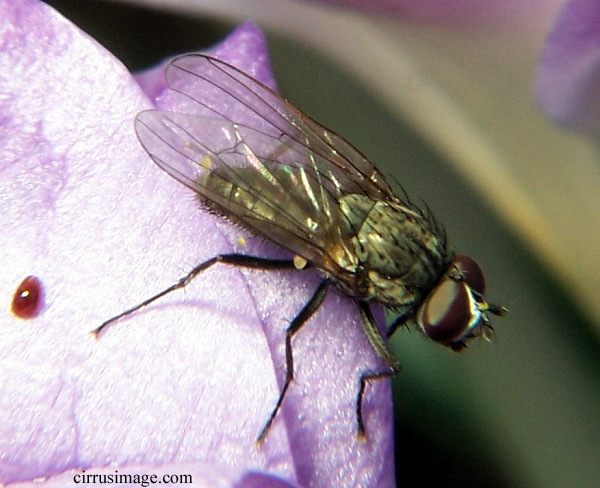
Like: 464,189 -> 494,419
137,111 -> 340,264
165,54 -> 395,201
135,55 -> 396,268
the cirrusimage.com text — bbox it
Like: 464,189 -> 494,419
73,470 -> 192,487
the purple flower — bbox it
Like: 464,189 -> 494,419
0,0 -> 394,486
536,0 -> 600,135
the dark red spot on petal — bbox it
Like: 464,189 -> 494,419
11,276 -> 43,319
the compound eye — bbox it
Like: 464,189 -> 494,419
420,279 -> 472,344
453,255 -> 486,295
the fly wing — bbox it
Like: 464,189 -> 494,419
135,54 -> 395,267
136,111 -> 338,264
166,54 -> 396,201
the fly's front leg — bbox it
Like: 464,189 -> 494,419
386,310 -> 411,338
257,279 -> 329,446
356,302 -> 401,441
92,254 -> 300,337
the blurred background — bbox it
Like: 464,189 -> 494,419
41,1 -> 600,486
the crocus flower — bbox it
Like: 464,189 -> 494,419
0,0 -> 394,486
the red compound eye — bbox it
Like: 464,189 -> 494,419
453,254 -> 486,295
418,255 -> 491,349
419,279 -> 472,344
11,276 -> 43,319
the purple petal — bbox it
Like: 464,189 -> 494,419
1,1 -> 393,487
536,0 -> 600,133
135,22 -> 277,106
8,464 -> 298,488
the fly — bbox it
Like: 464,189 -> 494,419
93,54 -> 507,445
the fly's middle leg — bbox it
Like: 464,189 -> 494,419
257,279 -> 329,446
356,301 -> 401,441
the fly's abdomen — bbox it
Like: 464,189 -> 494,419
199,168 -> 278,222
196,163 -> 340,267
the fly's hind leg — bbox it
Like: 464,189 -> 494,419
356,302 -> 401,441
256,279 -> 330,446
92,254 -> 300,337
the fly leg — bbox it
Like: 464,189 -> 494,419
356,302 -> 401,441
257,280 -> 329,446
92,254 -> 300,337
386,310 -> 411,338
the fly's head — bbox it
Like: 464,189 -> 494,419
416,255 -> 507,351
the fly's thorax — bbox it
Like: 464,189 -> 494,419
335,194 -> 448,306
